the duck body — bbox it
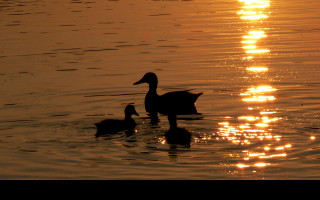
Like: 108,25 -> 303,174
165,114 -> 191,145
95,105 -> 139,137
158,90 -> 201,114
134,72 -> 202,115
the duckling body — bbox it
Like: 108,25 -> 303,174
95,105 -> 139,137
165,114 -> 191,145
134,72 -> 202,115
95,118 -> 136,136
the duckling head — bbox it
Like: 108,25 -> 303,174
125,104 -> 139,117
133,72 -> 158,86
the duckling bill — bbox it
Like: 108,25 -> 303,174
134,72 -> 202,115
165,114 -> 191,146
95,105 -> 139,137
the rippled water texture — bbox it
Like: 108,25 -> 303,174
0,0 -> 319,179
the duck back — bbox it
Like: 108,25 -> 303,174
157,91 -> 202,114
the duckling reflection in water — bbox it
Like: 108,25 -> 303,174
133,72 -> 202,116
95,104 -> 139,137
165,114 -> 191,146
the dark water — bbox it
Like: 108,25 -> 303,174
0,0 -> 319,179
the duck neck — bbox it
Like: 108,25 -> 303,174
170,123 -> 177,129
125,114 -> 132,121
168,114 -> 177,129
148,82 -> 158,95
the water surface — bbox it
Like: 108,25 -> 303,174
0,0 -> 319,179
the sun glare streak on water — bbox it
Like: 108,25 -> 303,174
214,0 -> 293,171
246,67 -> 268,72
241,86 -> 277,102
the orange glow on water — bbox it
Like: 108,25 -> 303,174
239,0 -> 270,60
254,162 -> 270,167
246,67 -> 268,72
216,0 -> 294,172
241,86 -> 277,103
240,13 -> 268,20
245,49 -> 270,54
242,45 -> 257,49
237,164 -> 250,168
239,0 -> 270,9
243,31 -> 267,39
247,86 -> 277,93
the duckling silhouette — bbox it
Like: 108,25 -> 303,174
165,114 -> 191,146
133,72 -> 202,115
95,104 -> 139,137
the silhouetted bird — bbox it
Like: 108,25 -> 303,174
133,72 -> 202,115
165,114 -> 191,145
95,104 -> 139,137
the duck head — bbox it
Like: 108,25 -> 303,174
133,72 -> 158,87
125,104 -> 139,117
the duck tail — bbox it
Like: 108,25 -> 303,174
192,92 -> 203,102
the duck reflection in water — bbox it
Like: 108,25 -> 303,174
165,113 -> 192,146
95,104 -> 139,137
133,72 -> 202,123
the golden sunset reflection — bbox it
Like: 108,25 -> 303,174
217,112 -> 282,145
243,31 -> 267,38
239,0 -> 270,60
217,116 -> 291,169
213,0 -> 292,170
242,31 -> 269,54
246,67 -> 268,72
241,85 -> 277,103
239,0 -> 270,9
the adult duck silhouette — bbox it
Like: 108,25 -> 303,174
95,104 -> 139,137
133,72 -> 202,115
165,114 -> 191,146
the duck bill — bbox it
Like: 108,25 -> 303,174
133,78 -> 145,85
133,110 -> 139,116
